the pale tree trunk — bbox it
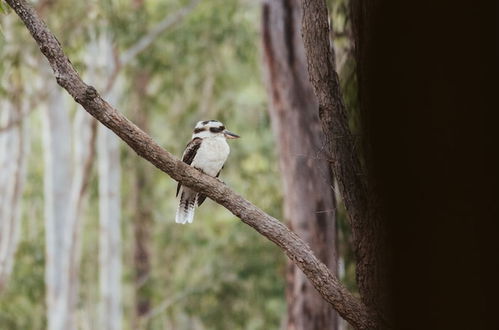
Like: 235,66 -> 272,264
68,109 -> 96,318
97,125 -> 122,330
43,87 -> 76,330
262,1 -> 338,329
90,33 -> 123,330
43,79 -> 96,330
0,97 -> 28,291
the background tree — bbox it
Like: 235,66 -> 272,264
128,69 -> 153,329
261,0 -> 339,329
300,0 -> 390,326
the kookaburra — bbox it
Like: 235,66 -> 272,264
175,120 -> 240,224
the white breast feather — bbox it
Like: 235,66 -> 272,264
191,136 -> 230,176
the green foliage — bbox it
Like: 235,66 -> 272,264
0,1 -> 8,15
0,240 -> 46,330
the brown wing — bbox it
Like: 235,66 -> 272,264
176,138 -> 202,197
197,168 -> 222,206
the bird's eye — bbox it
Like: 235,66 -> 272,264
210,126 -> 224,133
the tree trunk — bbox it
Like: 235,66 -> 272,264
348,1 -> 499,329
262,1 -> 338,329
300,0 -> 390,326
95,34 -> 123,330
97,125 -> 122,330
130,72 -> 152,329
68,109 -> 96,318
43,88 -> 77,330
42,75 -> 96,330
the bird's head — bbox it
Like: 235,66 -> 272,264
192,120 -> 240,140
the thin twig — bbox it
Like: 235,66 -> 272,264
104,0 -> 200,95
120,0 -> 201,66
77,118 -> 98,209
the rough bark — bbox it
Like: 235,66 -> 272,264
261,1 -> 338,329
5,0 -> 374,328
300,0 -> 389,327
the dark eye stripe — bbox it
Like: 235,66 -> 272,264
209,126 -> 224,133
193,127 -> 205,134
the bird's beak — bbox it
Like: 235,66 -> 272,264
223,130 -> 240,139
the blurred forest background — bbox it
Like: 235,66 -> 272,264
0,0 -> 358,329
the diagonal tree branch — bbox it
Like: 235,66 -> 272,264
5,0 -> 374,328
301,0 -> 368,264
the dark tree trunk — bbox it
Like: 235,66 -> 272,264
349,1 -> 499,329
262,1 -> 338,329
300,1 -> 390,327
130,72 -> 153,329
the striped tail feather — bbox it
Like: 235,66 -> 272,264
175,188 -> 198,224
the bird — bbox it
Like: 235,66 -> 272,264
175,120 -> 240,224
